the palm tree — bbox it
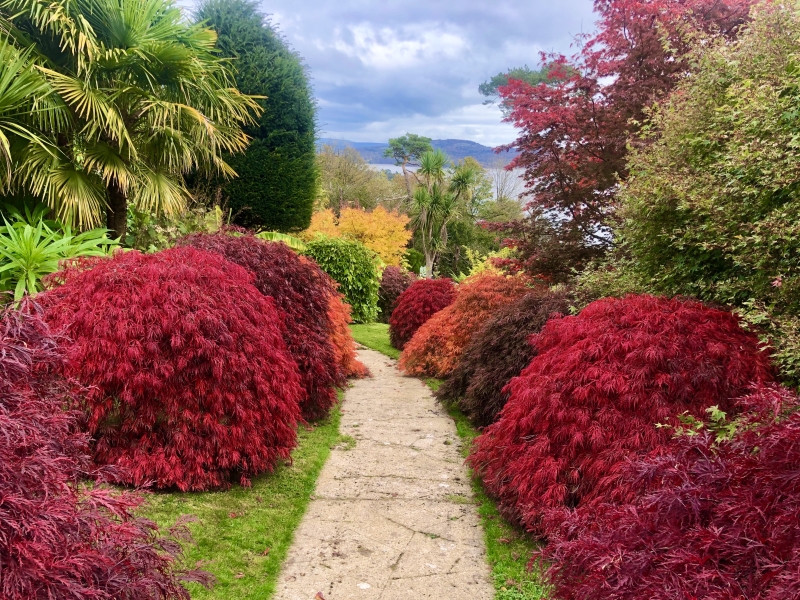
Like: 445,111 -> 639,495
411,150 -> 480,277
1,0 -> 260,237
0,37 -> 69,190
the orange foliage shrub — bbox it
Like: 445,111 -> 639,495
399,275 -> 531,378
327,292 -> 370,379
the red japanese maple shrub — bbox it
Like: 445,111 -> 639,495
0,303 -> 209,599
389,278 -> 455,350
544,385 -> 800,600
436,288 -> 571,427
378,266 -> 416,323
467,295 -> 775,536
178,233 -> 342,420
399,275 -> 530,378
40,247 -> 304,491
328,292 -> 369,379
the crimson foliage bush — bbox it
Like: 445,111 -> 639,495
400,275 -> 531,378
389,278 -> 455,349
378,266 -> 416,323
41,247 -> 304,491
544,385 -> 800,600
436,288 -> 571,427
467,295 -> 774,536
0,304 -> 207,599
178,233 -> 343,420
328,291 -> 369,379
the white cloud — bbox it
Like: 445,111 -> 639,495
331,23 -> 468,70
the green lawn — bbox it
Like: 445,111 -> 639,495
140,404 -> 344,599
352,324 -> 549,599
349,322 -> 400,359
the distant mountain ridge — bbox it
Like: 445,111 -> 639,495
317,138 -> 517,167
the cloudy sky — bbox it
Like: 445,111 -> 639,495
259,1 -> 597,147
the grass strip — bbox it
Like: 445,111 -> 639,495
140,404 -> 343,600
352,323 -> 549,599
349,323 -> 400,359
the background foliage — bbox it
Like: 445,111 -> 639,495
389,277 -> 456,350
377,266 -> 416,324
303,236 -> 380,323
303,207 -> 412,267
399,274 -> 530,378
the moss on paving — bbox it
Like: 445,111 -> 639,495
352,323 -> 549,599
349,323 -> 400,359
140,404 -> 343,600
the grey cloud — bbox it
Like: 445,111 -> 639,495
260,0 -> 597,145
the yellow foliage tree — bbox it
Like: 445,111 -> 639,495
302,207 -> 412,266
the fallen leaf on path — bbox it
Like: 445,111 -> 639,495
315,593 -> 326,600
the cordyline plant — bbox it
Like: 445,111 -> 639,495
178,232 -> 344,420
544,385 -> 800,600
378,265 -> 416,323
40,246 -> 304,491
400,274 -> 530,378
436,287 -> 572,427
389,277 -> 456,350
467,295 -> 775,536
0,302 -> 210,599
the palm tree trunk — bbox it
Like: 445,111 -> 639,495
106,180 -> 128,240
401,162 -> 412,199
425,252 -> 434,279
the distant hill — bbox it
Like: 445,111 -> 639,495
317,138 -> 517,167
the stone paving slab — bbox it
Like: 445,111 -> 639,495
274,349 -> 493,600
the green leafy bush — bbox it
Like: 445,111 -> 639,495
614,4 -> 800,382
303,236 -> 380,323
0,206 -> 117,300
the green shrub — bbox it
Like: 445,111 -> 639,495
0,205 -> 117,300
303,236 -> 380,323
614,5 -> 800,383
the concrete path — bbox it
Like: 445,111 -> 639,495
274,349 -> 494,600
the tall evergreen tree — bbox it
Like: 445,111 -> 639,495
197,0 -> 316,232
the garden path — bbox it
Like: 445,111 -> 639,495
274,349 -> 493,600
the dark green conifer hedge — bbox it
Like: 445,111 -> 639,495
197,0 -> 316,231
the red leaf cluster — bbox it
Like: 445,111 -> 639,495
497,0 -> 755,278
389,278 -> 455,350
544,385 -> 800,600
0,303 -> 207,599
178,233 -> 343,420
327,291 -> 369,379
436,288 -> 571,427
399,275 -> 530,378
378,266 -> 416,323
40,247 -> 304,491
467,295 -> 774,535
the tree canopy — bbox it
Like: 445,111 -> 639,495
0,0 -> 257,238
493,0 -> 755,279
196,0 -> 317,232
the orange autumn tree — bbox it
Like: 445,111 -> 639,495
303,207 -> 411,266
